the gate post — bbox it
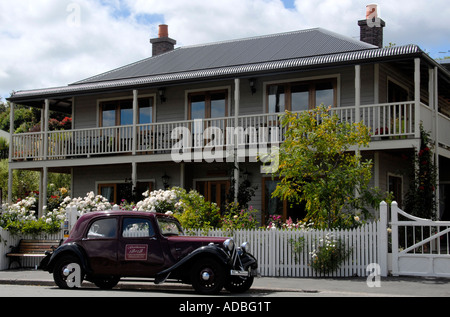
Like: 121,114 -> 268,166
378,201 -> 388,277
391,201 -> 399,276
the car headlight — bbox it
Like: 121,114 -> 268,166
240,242 -> 249,253
224,238 -> 235,252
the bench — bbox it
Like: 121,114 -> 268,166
6,239 -> 62,269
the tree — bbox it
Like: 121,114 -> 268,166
271,106 -> 374,229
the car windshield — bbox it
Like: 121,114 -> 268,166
157,217 -> 184,236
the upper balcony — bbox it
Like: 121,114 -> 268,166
9,101 -> 450,164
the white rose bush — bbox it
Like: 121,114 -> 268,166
0,194 -> 65,235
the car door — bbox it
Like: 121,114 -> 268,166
118,217 -> 165,277
80,217 -> 118,275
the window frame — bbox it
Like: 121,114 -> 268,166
264,76 -> 339,114
187,89 -> 229,120
122,217 -> 155,238
98,95 -> 156,127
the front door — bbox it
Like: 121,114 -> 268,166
118,217 -> 165,276
80,217 -> 118,275
196,180 -> 230,212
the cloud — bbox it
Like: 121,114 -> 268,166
1,0 -> 448,102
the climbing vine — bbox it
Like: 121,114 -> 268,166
404,125 -> 437,220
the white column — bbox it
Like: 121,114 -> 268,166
131,161 -> 137,200
433,67 -> 440,219
43,99 -> 50,160
132,90 -> 138,155
414,58 -> 421,139
180,162 -> 185,189
374,64 -> 379,104
7,103 -> 15,203
40,167 -> 48,217
355,65 -> 361,122
234,78 -> 240,202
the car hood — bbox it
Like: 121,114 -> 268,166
166,235 -> 229,245
166,235 -> 229,259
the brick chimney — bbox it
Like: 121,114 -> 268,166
358,4 -> 385,48
150,24 -> 177,56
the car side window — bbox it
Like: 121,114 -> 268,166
87,218 -> 117,239
122,218 -> 155,238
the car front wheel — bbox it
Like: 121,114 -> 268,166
190,258 -> 226,295
225,275 -> 254,293
53,255 -> 84,289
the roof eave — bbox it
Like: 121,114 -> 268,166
8,45 -> 425,104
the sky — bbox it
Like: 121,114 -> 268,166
1,0 -> 449,102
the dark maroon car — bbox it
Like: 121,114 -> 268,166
40,211 -> 258,294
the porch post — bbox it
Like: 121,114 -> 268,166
131,161 -> 137,201
7,102 -> 15,203
374,64 -> 380,104
234,78 -> 240,202
378,201 -> 388,277
180,162 -> 185,189
40,167 -> 48,217
433,67 -> 440,219
43,99 -> 50,160
414,58 -> 421,139
355,65 -> 361,122
132,90 -> 138,155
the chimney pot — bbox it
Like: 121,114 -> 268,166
158,24 -> 169,38
366,4 -> 378,19
150,24 -> 177,56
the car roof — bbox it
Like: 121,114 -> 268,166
78,210 -> 174,220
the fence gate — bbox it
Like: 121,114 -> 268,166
390,202 -> 450,277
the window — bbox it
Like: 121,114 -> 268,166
267,79 -> 337,113
87,218 -> 117,239
99,97 -> 155,127
122,218 -> 155,238
157,217 -> 184,236
188,90 -> 228,120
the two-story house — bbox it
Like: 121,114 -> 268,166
6,9 -> 450,223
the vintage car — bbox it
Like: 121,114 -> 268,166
40,211 -> 258,295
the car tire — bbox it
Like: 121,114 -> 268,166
225,275 -> 254,293
92,276 -> 120,289
53,255 -> 84,289
190,257 -> 226,295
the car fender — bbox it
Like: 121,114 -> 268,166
44,242 -> 91,274
155,245 -> 229,284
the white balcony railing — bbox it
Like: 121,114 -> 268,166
10,102 -> 444,162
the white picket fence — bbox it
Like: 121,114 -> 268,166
191,221 -> 382,278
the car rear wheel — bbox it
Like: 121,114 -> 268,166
53,255 -> 84,289
190,258 -> 226,295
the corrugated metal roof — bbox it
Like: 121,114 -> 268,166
9,28 -> 424,102
73,28 -> 375,85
